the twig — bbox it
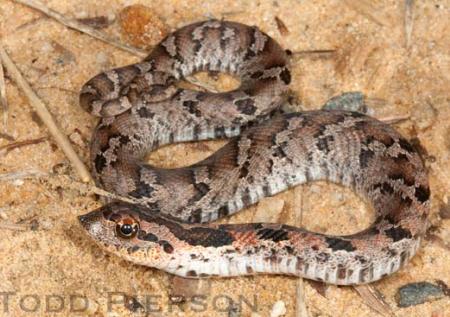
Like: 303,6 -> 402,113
354,285 -> 393,317
343,0 -> 392,27
89,185 -> 139,205
290,49 -> 336,59
0,52 -> 7,132
0,136 -> 47,155
0,132 -> 14,141
184,76 -> 220,93
0,169 -> 47,181
0,222 -> 30,231
404,0 -> 414,49
0,45 -> 92,183
275,16 -> 289,36
379,114 -> 410,124
13,0 -> 147,58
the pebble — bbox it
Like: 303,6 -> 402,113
396,282 -> 447,307
270,300 -> 286,317
119,5 -> 168,49
95,52 -> 110,68
413,103 -> 436,130
69,131 -> 85,148
39,218 -> 54,230
12,179 -> 24,186
74,10 -> 89,19
40,41 -> 53,53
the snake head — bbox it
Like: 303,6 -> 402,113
78,202 -> 149,250
78,202 -> 177,269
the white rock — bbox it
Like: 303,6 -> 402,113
270,300 -> 286,317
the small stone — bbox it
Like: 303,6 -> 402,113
12,179 -> 24,186
69,130 -> 85,148
39,218 -> 54,230
413,102 -> 436,130
396,282 -> 447,307
270,300 -> 286,317
41,41 -> 53,53
331,191 -> 344,201
95,52 -> 110,68
119,5 -> 168,49
107,12 -> 116,22
74,10 -> 88,19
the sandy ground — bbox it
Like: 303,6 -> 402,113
0,0 -> 449,316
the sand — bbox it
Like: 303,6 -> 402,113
0,0 -> 449,316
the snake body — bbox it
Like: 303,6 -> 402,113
78,20 -> 430,285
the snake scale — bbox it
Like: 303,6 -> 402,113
78,20 -> 430,285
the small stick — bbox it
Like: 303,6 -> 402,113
404,0 -> 414,49
0,45 -> 92,183
89,185 -> 139,205
290,49 -> 336,59
354,285 -> 393,317
343,0 -> 392,27
0,222 -> 29,231
0,53 -> 7,132
275,16 -> 289,36
184,76 -> 220,93
13,0 -> 147,58
0,169 -> 47,181
0,136 -> 47,155
379,114 -> 410,124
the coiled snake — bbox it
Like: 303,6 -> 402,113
78,20 -> 430,285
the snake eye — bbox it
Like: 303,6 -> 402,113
116,221 -> 139,239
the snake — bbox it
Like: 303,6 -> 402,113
77,20 -> 430,285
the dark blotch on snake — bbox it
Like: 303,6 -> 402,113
384,226 -> 412,242
137,107 -> 155,119
250,71 -> 264,79
217,205 -> 229,218
359,148 -> 374,168
183,100 -> 201,117
186,270 -> 198,277
398,138 -> 415,153
325,237 -> 356,252
256,228 -> 289,242
279,68 -> 291,85
183,227 -> 234,247
137,230 -> 158,242
388,172 -> 416,187
316,135 -> 334,154
159,240 -> 174,253
94,154 -> 107,173
189,209 -> 203,223
235,98 -> 257,115
414,185 -> 430,203
129,182 -> 155,199
372,182 -> 395,195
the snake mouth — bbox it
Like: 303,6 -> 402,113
77,211 -> 103,232
78,214 -> 89,228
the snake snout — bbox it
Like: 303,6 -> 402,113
77,214 -> 90,228
77,211 -> 104,233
